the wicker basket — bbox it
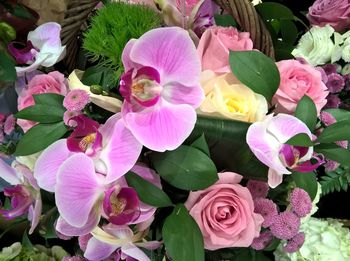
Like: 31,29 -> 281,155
59,0 -> 274,73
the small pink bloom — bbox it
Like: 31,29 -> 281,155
63,110 -> 82,127
326,73 -> 345,93
283,232 -> 305,253
251,230 -> 273,250
247,180 -> 269,199
120,27 -> 204,152
254,198 -> 278,228
197,26 -> 253,74
307,0 -> 350,32
63,89 -> 90,111
17,71 -> 68,132
290,188 -> 312,218
185,172 -> 263,250
325,94 -> 341,109
4,115 -> 16,135
320,111 -> 337,126
270,211 -> 300,240
272,60 -> 329,116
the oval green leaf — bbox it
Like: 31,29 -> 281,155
286,133 -> 314,147
191,134 -> 210,157
150,145 -> 218,191
33,93 -> 65,107
163,204 -> 204,261
15,122 -> 68,156
292,171 -> 318,200
315,144 -> 350,167
255,2 -> 294,20
317,120 -> 350,143
125,171 -> 173,208
229,50 -> 280,101
15,104 -> 65,123
295,95 -> 317,131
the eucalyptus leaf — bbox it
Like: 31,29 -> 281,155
163,204 -> 204,261
125,171 -> 173,207
15,122 -> 68,156
229,51 -> 280,101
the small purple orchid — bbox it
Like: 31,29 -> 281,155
84,224 -> 161,261
246,114 -> 324,188
34,113 -> 142,191
54,154 -> 161,237
120,27 -> 204,152
0,160 -> 41,234
155,0 -> 218,42
7,22 -> 66,76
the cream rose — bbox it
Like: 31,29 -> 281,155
198,71 -> 268,122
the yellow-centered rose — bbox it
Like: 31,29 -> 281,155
198,71 -> 268,122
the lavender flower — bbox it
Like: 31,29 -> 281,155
270,211 -> 301,240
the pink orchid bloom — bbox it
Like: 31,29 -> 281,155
246,114 -> 324,188
154,0 -> 218,42
8,22 -> 66,76
34,113 -> 142,192
0,160 -> 42,234
84,224 -> 161,261
120,27 -> 204,152
54,155 -> 161,237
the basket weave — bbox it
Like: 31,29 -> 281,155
59,0 -> 275,72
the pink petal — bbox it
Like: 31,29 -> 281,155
135,241 -> 162,250
56,212 -> 100,237
28,198 -> 42,234
34,139 -> 71,192
129,27 -> 200,86
162,82 -> 204,108
268,168 -> 284,188
0,159 -> 20,185
28,22 -> 62,51
103,224 -> 134,239
122,39 -> 138,72
56,153 -> 104,227
100,116 -> 143,183
122,100 -> 196,152
84,237 -> 118,260
122,243 -> 150,261
246,121 -> 290,174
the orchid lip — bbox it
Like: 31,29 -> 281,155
8,41 -> 37,65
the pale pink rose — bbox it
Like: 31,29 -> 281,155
197,26 -> 253,74
272,60 -> 329,116
17,71 -> 68,132
185,172 -> 263,250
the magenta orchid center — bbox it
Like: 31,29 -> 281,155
0,185 -> 33,219
7,41 -> 38,65
103,186 -> 141,225
120,66 -> 163,107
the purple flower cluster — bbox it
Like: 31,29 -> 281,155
251,186 -> 312,253
0,114 -> 16,143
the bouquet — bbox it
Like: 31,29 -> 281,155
1,0 -> 350,260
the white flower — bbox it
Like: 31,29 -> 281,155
274,218 -> 350,261
16,152 -> 41,172
342,45 -> 350,62
292,25 -> 335,66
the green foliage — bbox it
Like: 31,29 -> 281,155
83,2 -> 162,69
320,167 -> 350,196
214,14 -> 237,27
292,171 -> 318,200
0,49 -> 16,83
295,95 -> 317,131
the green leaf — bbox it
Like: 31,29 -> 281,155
190,116 -> 268,180
15,122 -> 68,156
163,204 -> 204,261
275,49 -> 294,61
22,231 -> 34,249
214,14 -> 236,27
280,20 -> 298,45
324,108 -> 350,122
0,50 -> 16,82
315,144 -> 350,166
191,134 -> 210,156
81,65 -> 117,91
150,145 -> 218,190
295,95 -> 317,130
33,93 -> 65,107
0,22 -> 16,44
317,120 -> 350,143
286,133 -> 314,147
263,238 -> 281,251
229,51 -> 280,101
15,104 -> 65,123
11,5 -> 34,19
125,171 -> 173,207
320,167 -> 350,195
256,2 -> 294,20
292,171 -> 318,200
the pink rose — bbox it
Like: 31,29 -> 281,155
17,71 -> 68,132
272,60 -> 329,115
307,0 -> 350,32
197,26 -> 253,74
185,172 -> 263,250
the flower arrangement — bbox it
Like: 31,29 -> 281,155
1,0 -> 350,260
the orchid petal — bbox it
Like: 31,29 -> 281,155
122,100 -> 196,152
268,168 -> 284,188
103,224 -> 134,240
15,54 -> 48,76
34,139 -> 71,192
122,243 -> 150,261
135,241 -> 162,250
100,115 -> 142,183
56,153 -> 104,227
162,82 -> 204,108
84,237 -> 118,261
246,121 -> 290,174
122,39 -> 138,72
28,22 -> 62,52
0,159 -> 20,185
56,211 -> 100,237
28,198 -> 42,234
128,27 -> 200,86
